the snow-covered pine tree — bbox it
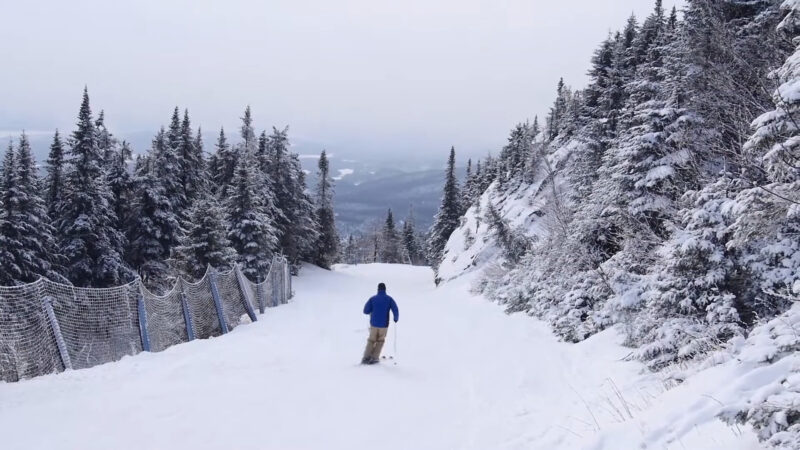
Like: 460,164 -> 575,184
0,133 -> 63,284
402,206 -> 423,265
313,150 -> 339,269
268,126 -> 318,271
728,0 -> 800,310
256,130 -> 270,173
95,110 -> 118,165
44,130 -> 66,219
269,125 -> 292,236
160,110 -> 187,214
0,141 -> 22,285
227,149 -> 277,281
178,110 -> 205,210
477,153 -> 498,193
546,79 -> 568,140
106,141 -> 135,236
428,146 -> 462,280
463,159 -> 473,212
236,109 -> 281,237
127,130 -> 182,289
634,176 -> 744,370
522,117 -> 543,184
58,88 -> 131,287
466,159 -> 481,205
600,14 -> 639,139
380,209 -> 401,263
211,127 -> 236,194
624,0 -> 791,359
176,191 -> 236,279
681,0 -> 787,169
239,106 -> 257,154
607,1 -> 688,240
289,152 -> 320,265
194,126 -> 206,191
499,122 -> 534,184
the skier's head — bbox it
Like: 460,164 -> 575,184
378,282 -> 386,292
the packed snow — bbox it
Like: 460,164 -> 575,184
0,263 -> 765,449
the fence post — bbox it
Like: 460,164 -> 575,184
136,289 -> 151,352
208,270 -> 229,334
41,295 -> 72,371
179,280 -> 195,341
235,265 -> 258,322
271,260 -> 279,307
286,263 -> 294,299
285,259 -> 290,302
256,282 -> 266,314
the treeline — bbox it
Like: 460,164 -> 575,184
339,207 -> 427,266
432,0 -> 798,369
0,89 -> 339,290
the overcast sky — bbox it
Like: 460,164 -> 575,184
0,0 -> 683,161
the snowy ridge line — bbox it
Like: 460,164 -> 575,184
0,256 -> 292,383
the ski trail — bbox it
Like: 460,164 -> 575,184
0,263 -> 672,449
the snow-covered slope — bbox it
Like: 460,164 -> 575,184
0,263 -> 763,449
438,142 -> 576,283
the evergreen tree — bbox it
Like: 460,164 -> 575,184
523,117 -> 543,184
602,1 -> 688,241
256,130 -> 271,174
402,206 -> 423,265
45,130 -> 66,219
166,107 -> 182,154
599,15 -> 639,139
0,142 -> 21,284
155,117 -> 185,215
500,122 -> 535,182
176,192 -> 236,279
127,132 -> 182,289
289,152 -> 320,264
95,110 -> 118,165
107,141 -> 135,234
212,127 -> 236,194
728,1 -> 800,305
227,151 -> 277,281
547,78 -> 567,140
194,126 -> 206,191
428,147 -> 462,278
269,126 -> 292,233
313,150 -> 339,269
380,209 -> 401,263
178,109 -> 204,209
240,106 -> 257,153
634,177 -> 744,370
269,126 -> 318,270
5,134 -> 62,283
58,88 -> 131,287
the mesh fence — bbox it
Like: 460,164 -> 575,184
215,268 -> 250,330
0,256 -> 292,382
0,281 -> 63,382
42,279 -> 142,371
140,282 -> 188,353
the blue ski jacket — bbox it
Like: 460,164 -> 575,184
363,290 -> 399,328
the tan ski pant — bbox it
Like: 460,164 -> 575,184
363,326 -> 388,361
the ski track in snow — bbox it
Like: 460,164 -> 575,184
0,264 -> 762,449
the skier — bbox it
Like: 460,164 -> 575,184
362,282 -> 399,364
